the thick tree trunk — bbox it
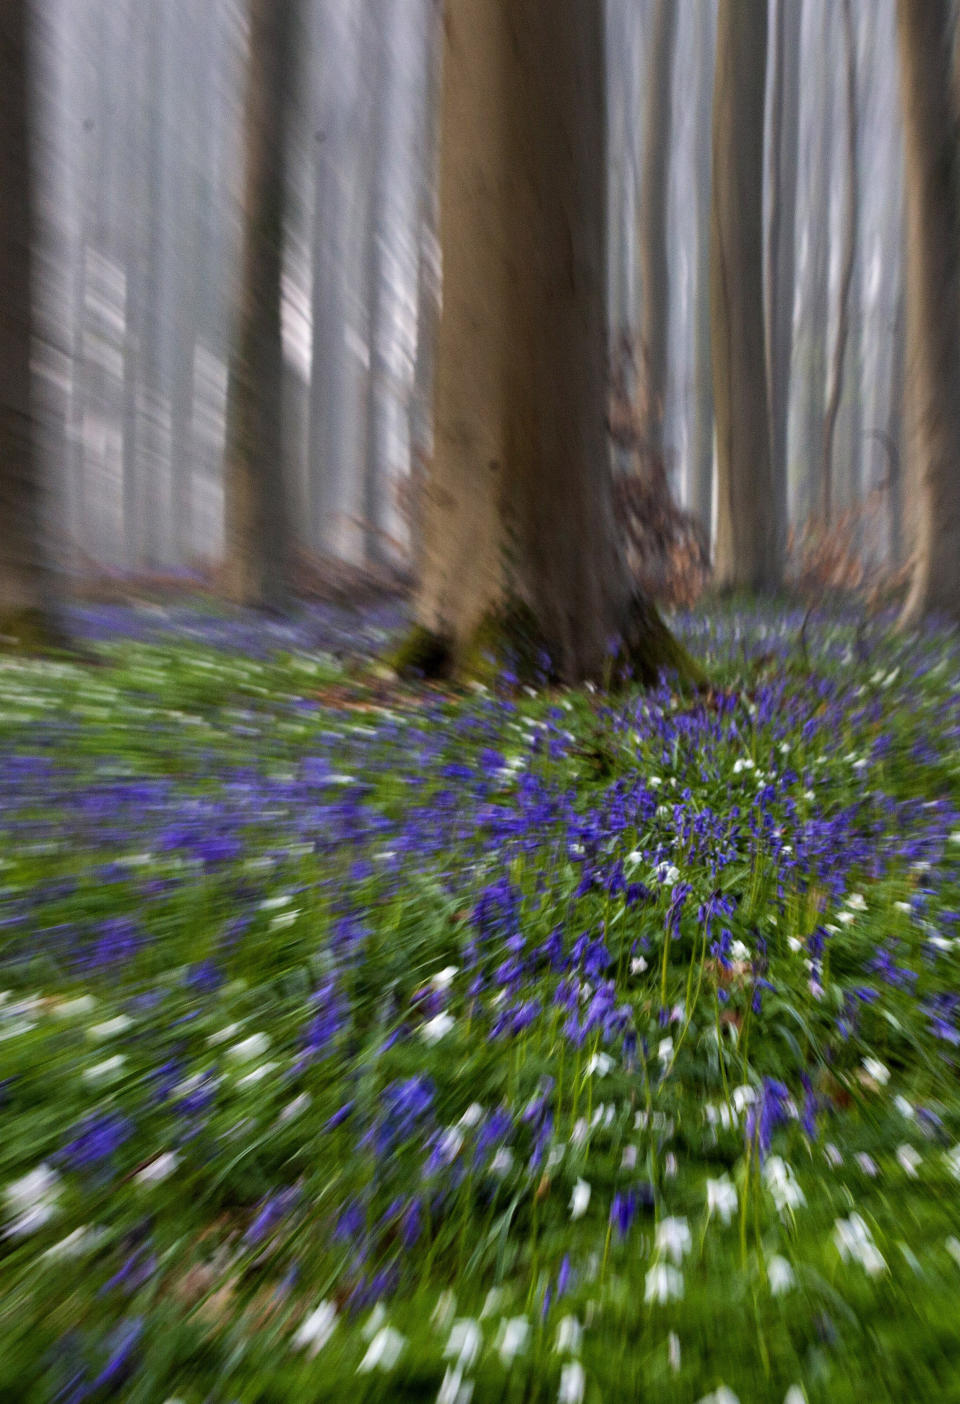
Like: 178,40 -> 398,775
0,0 -> 64,643
222,0 -> 296,609
821,0 -> 858,526
410,0 -> 698,687
691,1 -> 716,540
711,0 -> 777,593
637,0 -> 676,458
896,0 -> 960,626
765,0 -> 802,570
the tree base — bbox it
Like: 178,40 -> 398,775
0,607 -> 80,659
392,593 -> 705,692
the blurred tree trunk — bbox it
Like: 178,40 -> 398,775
798,1 -> 833,525
885,283 -> 904,566
637,0 -> 676,457
711,0 -> 777,592
408,0 -> 699,686
222,0 -> 297,609
896,0 -> 960,625
821,0 -> 857,525
0,0 -> 65,643
765,0 -> 801,568
691,0 -> 716,540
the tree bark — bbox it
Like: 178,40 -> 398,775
765,0 -> 802,569
222,0 -> 297,609
691,0 -> 716,540
409,0 -> 698,686
885,282 -> 904,566
796,1 -> 832,525
637,0 -> 676,458
711,0 -> 777,593
896,0 -> 960,625
0,0 -> 64,643
820,0 -> 858,526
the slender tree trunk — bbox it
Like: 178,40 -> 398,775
408,0 -> 697,686
637,0 -> 676,457
0,0 -> 64,642
885,283 -> 904,566
896,0 -> 960,625
821,0 -> 858,526
765,0 -> 802,569
222,0 -> 297,609
691,0 -> 716,540
711,0 -> 777,593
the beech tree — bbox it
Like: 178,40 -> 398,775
637,0 -> 676,457
895,0 -> 960,625
402,0 -> 698,686
691,1 -> 716,539
820,0 -> 858,525
0,0 -> 65,645
710,0 -> 776,592
765,0 -> 802,567
222,0 -> 297,609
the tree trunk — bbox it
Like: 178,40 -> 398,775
885,282 -> 904,566
711,0 -> 777,593
765,0 -> 802,570
798,0 -> 834,525
407,0 -> 699,687
896,0 -> 960,626
222,0 -> 297,609
0,0 -> 64,644
821,0 -> 858,526
691,0 -> 716,540
637,0 -> 676,458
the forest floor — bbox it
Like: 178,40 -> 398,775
2,599 -> 960,1401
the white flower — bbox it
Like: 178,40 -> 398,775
445,1319 -> 481,1370
894,1095 -> 913,1120
279,1093 -> 311,1123
645,1263 -> 684,1303
83,1055 -> 125,1082
861,1057 -> 890,1086
586,1051 -> 613,1077
847,892 -> 867,911
228,1032 -> 270,1061
763,1157 -> 805,1214
732,1084 -> 757,1114
630,955 -> 648,974
88,1015 -> 132,1040
357,1325 -> 406,1372
437,1365 -> 471,1404
43,1225 -> 106,1260
655,1216 -> 691,1264
706,1176 -> 738,1225
621,1145 -> 638,1171
855,1153 -> 878,1178
497,1315 -> 529,1366
431,967 -> 458,990
668,1331 -> 681,1371
824,1142 -> 842,1168
570,1179 -> 591,1220
293,1301 -> 337,1356
784,1388 -> 806,1404
946,1145 -> 960,1181
422,1012 -> 455,1044
834,1213 -> 885,1275
4,1164 -> 61,1237
459,1103 -> 483,1129
134,1151 -> 180,1185
555,1315 -> 583,1355
657,864 -> 680,886
558,1361 -> 586,1404
837,911 -> 856,925
433,1291 -> 458,1329
730,940 -> 750,963
767,1255 -> 795,1295
698,1389 -> 740,1404
664,1151 -> 678,1178
626,851 -> 643,868
490,1148 -> 514,1175
658,1037 -> 674,1064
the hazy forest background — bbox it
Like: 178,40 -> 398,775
6,4 -> 960,1402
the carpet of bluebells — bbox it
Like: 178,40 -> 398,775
4,601 -> 960,1402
